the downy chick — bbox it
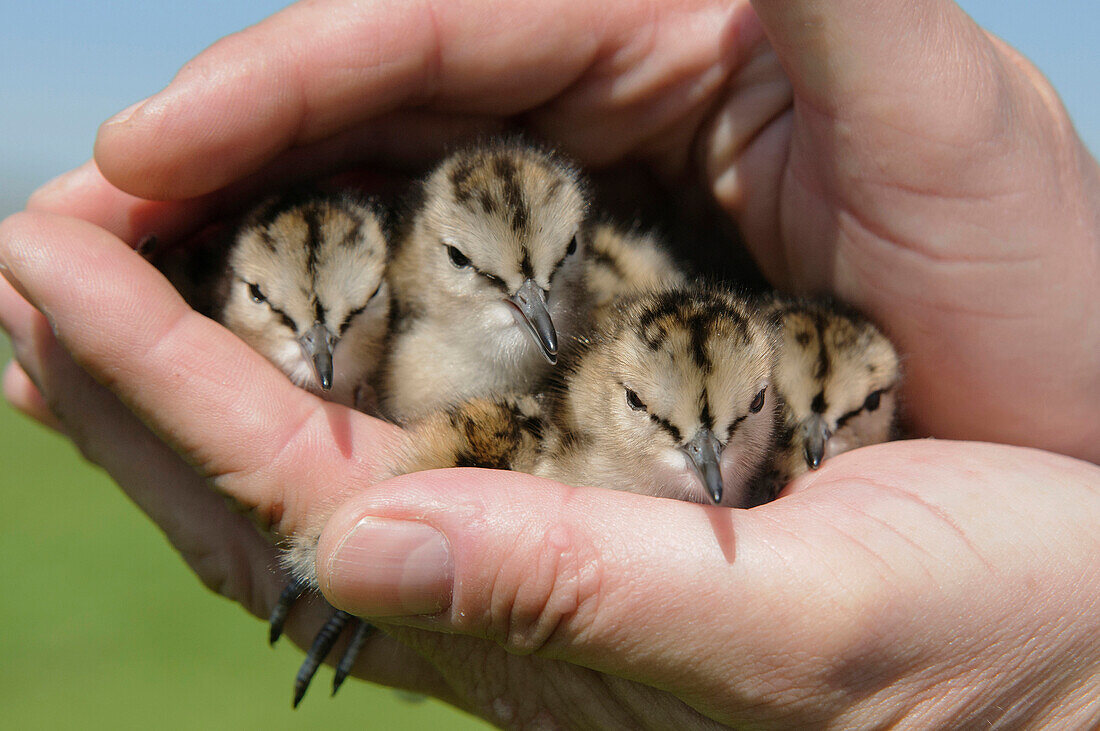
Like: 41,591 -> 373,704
539,286 -> 777,507
584,222 -> 687,326
276,285 -> 778,701
382,141 -> 589,423
396,394 -> 545,475
388,286 -> 778,505
145,191 -> 391,410
273,391 -> 548,706
758,295 -> 901,500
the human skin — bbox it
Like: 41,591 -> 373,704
2,0 -> 1100,727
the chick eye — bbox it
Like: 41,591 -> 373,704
446,245 -> 471,269
749,387 -> 766,413
625,388 -> 647,412
566,235 -> 578,256
863,389 -> 882,412
248,283 -> 266,303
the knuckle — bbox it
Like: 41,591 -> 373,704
487,519 -> 607,655
217,405 -> 324,534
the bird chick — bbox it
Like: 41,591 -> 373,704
583,222 -> 687,326
389,286 -> 777,506
396,394 -> 545,475
539,286 -> 778,507
145,191 -> 391,410
275,285 -> 777,701
278,393 -> 544,603
757,295 -> 901,500
381,141 -> 589,423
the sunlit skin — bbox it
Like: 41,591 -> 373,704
2,0 -> 1099,727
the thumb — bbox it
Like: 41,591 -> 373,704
311,468 -> 822,718
750,0 -> 997,122
312,443 -> 1100,726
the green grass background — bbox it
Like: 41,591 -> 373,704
0,336 -> 488,730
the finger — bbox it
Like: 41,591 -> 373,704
1,262 -> 274,595
699,39 -> 792,264
0,273 -> 66,428
1,259 -> 284,618
0,267 -> 49,377
312,466 -> 802,725
0,279 -> 456,705
2,338 -> 455,703
527,0 -> 766,172
95,0 -> 610,198
2,360 -> 61,431
749,1 -> 992,116
33,112 -> 502,246
0,211 -> 406,534
26,161 -> 208,246
312,440 -> 1100,726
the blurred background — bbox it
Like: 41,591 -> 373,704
1,1 -> 1097,728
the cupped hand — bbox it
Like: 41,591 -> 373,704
716,1 -> 1100,461
74,0 -> 1100,461
0,213 -> 471,707
4,0 -> 1100,725
313,440 -> 1100,728
3,211 -> 1100,728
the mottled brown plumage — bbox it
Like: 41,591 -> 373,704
538,286 -> 778,507
396,394 -> 544,475
583,221 -> 687,326
756,294 -> 901,501
390,285 -> 780,508
146,190 -> 391,410
381,141 -> 590,423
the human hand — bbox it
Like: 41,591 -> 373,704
77,0 -> 1100,462
712,0 -> 1100,462
0,218 -> 473,707
5,0 -> 1100,724
4,215 -> 1099,727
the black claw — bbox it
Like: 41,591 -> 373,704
332,621 -> 376,696
293,610 -> 353,708
269,578 -> 307,646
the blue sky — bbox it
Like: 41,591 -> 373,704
2,0 -> 1098,216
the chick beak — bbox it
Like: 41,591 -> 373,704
298,322 -> 337,391
681,429 -> 724,505
507,278 -> 558,365
802,415 -> 832,470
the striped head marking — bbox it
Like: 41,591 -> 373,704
561,287 -> 778,506
224,192 -> 390,392
410,142 -> 588,361
769,297 -> 900,469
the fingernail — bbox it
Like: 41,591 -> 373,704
0,259 -> 30,305
325,517 -> 453,617
103,100 -> 146,128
